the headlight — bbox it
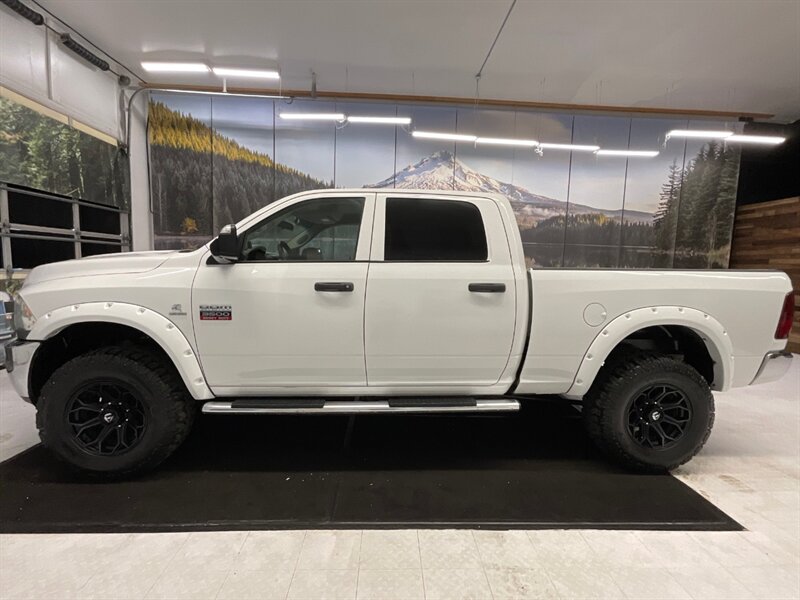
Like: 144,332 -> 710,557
13,294 -> 36,339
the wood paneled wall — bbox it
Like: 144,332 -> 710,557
730,196 -> 800,353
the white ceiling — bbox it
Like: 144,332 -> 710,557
35,0 -> 800,122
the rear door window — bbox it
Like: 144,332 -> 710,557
384,197 -> 488,261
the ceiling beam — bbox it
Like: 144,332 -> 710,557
141,83 -> 773,120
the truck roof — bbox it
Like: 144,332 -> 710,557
295,188 -> 509,203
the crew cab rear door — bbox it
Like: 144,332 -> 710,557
364,193 -> 517,387
192,192 -> 374,393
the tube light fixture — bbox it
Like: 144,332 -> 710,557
60,34 -> 110,71
212,67 -> 280,79
666,130 -> 733,140
538,143 -> 600,152
347,116 -> 412,125
724,134 -> 786,145
412,131 -> 477,142
1,0 -> 44,25
141,62 -> 210,73
475,137 -> 538,147
596,149 -> 660,157
279,113 -> 345,121
158,88 -> 289,99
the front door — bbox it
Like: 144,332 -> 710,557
192,193 -> 374,394
364,194 -> 517,388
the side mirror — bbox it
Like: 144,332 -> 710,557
209,224 -> 239,262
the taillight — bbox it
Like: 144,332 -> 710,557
775,292 -> 795,339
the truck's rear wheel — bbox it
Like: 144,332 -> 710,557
37,345 -> 196,476
582,353 -> 714,472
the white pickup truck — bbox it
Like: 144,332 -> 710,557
6,189 -> 794,476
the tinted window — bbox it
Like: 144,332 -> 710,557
242,197 -> 364,261
384,198 -> 488,261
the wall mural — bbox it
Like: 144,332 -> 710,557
148,93 -> 741,268
0,96 -> 129,209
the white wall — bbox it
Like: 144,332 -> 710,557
128,92 -> 153,251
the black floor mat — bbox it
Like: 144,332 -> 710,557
0,401 -> 740,532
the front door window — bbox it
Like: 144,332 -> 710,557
241,197 -> 365,262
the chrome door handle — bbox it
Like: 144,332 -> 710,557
468,283 -> 506,293
315,282 -> 354,292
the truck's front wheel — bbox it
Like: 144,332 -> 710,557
37,345 -> 196,476
582,353 -> 715,472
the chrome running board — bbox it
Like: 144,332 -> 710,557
202,398 -> 520,415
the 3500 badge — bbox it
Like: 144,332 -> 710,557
199,305 -> 232,321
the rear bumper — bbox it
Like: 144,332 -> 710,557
4,340 -> 39,403
750,350 -> 793,386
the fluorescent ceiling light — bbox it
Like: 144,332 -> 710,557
279,113 -> 345,121
596,149 -> 660,157
725,134 -> 786,145
412,131 -> 477,142
159,89 -> 288,99
538,143 -> 600,152
347,115 -> 411,125
141,61 -> 209,73
666,129 -> 733,140
212,67 -> 280,79
475,137 -> 538,147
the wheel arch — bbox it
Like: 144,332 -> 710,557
27,302 -> 213,403
564,306 -> 733,400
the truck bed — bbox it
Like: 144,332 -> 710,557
514,269 -> 792,396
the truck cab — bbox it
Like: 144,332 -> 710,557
194,190 -> 527,396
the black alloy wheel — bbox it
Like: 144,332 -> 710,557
66,381 -> 147,456
626,384 -> 692,450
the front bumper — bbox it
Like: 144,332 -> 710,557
0,334 -> 12,367
750,350 -> 793,386
4,340 -> 39,403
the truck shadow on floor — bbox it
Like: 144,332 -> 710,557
0,399 -> 741,532
172,399 -> 594,473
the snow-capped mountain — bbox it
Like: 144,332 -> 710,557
368,150 -> 653,224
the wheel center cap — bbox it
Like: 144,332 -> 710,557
102,411 -> 116,424
650,409 -> 662,422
